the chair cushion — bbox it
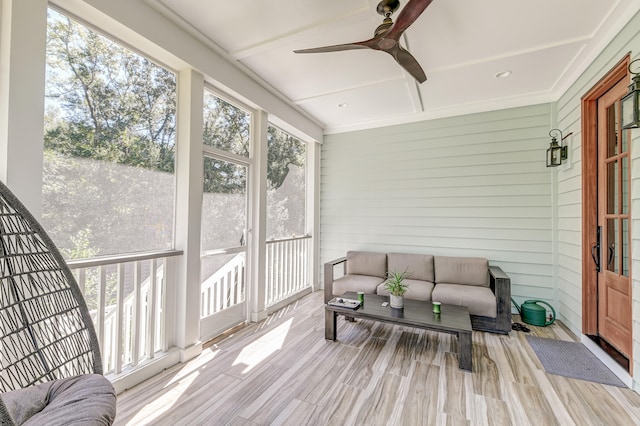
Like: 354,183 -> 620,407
376,278 -> 434,301
346,251 -> 387,278
432,283 -> 496,318
387,253 -> 434,282
333,274 -> 385,296
1,374 -> 116,426
434,256 -> 489,287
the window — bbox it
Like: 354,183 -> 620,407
266,125 -> 306,239
42,8 -> 177,259
203,89 -> 250,157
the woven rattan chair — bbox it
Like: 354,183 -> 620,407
0,180 -> 116,425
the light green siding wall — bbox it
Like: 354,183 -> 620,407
556,8 -> 640,386
321,7 -> 640,390
321,104 -> 554,305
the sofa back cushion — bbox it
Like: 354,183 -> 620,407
388,253 -> 434,282
434,256 -> 488,287
346,251 -> 387,278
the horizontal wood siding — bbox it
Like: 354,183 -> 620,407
321,104 -> 553,307
555,9 -> 640,383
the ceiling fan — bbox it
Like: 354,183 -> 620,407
294,0 -> 433,83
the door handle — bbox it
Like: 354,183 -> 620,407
608,244 -> 615,267
592,244 -> 601,272
592,226 -> 601,272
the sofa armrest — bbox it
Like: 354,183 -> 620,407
324,257 -> 347,303
489,265 -> 512,332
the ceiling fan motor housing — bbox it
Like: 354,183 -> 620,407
377,0 -> 401,17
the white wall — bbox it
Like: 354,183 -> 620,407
321,103 -> 554,305
556,8 -> 640,385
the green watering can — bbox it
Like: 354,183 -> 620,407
511,298 -> 556,327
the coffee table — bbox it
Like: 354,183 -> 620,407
325,292 -> 473,371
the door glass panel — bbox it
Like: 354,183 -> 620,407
606,218 -> 618,273
622,120 -> 629,153
201,158 -> 247,250
203,90 -> 250,157
622,156 -> 629,215
606,105 -> 617,157
622,218 -> 629,276
606,161 -> 618,214
200,157 -> 247,319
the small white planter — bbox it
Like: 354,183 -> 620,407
389,294 -> 404,309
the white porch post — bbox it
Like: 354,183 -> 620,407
309,140 -> 321,289
0,0 -> 47,216
250,110 -> 268,322
174,68 -> 204,361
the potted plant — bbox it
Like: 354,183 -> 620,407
384,269 -> 411,308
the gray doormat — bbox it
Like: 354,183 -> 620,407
526,336 -> 626,387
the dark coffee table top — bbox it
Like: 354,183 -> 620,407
327,292 -> 472,334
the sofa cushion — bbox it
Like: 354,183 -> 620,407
1,374 -> 116,426
432,284 -> 496,317
376,278 -> 434,301
346,251 -> 387,278
434,256 -> 489,287
387,253 -> 434,282
333,274 -> 385,296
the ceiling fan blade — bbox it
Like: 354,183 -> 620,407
391,46 -> 427,83
386,0 -> 434,40
294,0 -> 432,84
294,42 -> 369,54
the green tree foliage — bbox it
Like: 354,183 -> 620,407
267,126 -> 305,190
45,10 -> 176,173
202,92 -> 250,194
203,93 -> 250,156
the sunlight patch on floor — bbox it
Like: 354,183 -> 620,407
166,346 -> 220,387
126,370 -> 200,425
233,318 -> 292,374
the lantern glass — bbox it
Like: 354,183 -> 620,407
546,142 -> 561,167
621,89 -> 639,129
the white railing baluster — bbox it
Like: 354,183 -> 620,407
287,240 -> 293,296
162,257 -> 173,352
77,268 -> 86,295
132,261 -> 141,367
115,263 -> 125,374
147,258 -> 157,360
269,243 -> 275,304
97,266 -> 106,369
277,241 -> 284,300
294,240 -> 299,291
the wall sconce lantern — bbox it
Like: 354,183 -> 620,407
546,129 -> 567,167
621,59 -> 640,130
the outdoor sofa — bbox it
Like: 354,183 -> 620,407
324,251 -> 511,334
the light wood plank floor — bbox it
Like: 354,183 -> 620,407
114,291 -> 640,425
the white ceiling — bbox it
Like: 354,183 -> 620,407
145,0 -> 640,134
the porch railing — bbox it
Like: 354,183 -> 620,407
68,250 -> 181,376
67,237 -> 311,377
266,235 -> 312,306
200,252 -> 245,318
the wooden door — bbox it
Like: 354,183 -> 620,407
596,77 -> 632,357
